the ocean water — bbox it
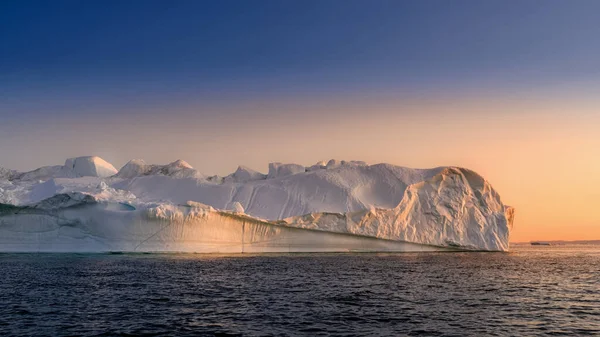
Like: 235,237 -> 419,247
1,245 -> 599,336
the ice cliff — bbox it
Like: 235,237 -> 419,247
0,156 -> 514,252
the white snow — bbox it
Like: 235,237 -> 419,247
0,167 -> 17,181
116,159 -> 203,179
307,161 -> 327,171
267,162 -> 306,178
0,156 -> 514,252
115,159 -> 150,178
64,156 -> 118,177
223,166 -> 266,183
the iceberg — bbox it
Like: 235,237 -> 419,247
0,156 -> 514,252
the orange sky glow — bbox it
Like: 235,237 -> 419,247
2,88 -> 599,242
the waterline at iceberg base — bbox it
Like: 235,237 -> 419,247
0,156 -> 514,253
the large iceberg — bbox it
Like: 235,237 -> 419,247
0,156 -> 514,252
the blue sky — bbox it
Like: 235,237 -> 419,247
2,0 -> 600,110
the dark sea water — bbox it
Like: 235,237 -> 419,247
1,245 -> 599,337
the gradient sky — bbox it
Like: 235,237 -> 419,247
1,0 -> 600,241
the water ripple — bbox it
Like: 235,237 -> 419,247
0,245 -> 599,336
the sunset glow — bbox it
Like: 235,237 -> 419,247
2,1 -> 600,242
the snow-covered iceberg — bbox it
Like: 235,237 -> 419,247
0,156 -> 514,252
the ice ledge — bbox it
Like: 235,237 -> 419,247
0,194 -> 506,252
0,200 -> 464,253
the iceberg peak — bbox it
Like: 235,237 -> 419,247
116,158 -> 202,179
64,156 -> 118,178
229,166 -> 266,183
267,162 -> 306,179
168,159 -> 193,169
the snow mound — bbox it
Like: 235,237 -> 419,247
20,166 -> 71,181
0,167 -> 16,181
117,159 -> 203,179
2,156 -> 117,182
116,159 -> 150,178
324,159 -> 367,169
268,162 -> 306,179
307,161 -> 327,172
326,159 -> 342,169
64,156 -> 118,177
224,166 -> 267,183
225,201 -> 245,213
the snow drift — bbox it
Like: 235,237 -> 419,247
0,156 -> 514,252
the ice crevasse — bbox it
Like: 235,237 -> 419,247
0,156 -> 514,252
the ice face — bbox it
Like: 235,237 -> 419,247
0,156 -> 514,252
0,201 -> 458,253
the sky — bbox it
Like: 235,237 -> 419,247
1,0 -> 600,241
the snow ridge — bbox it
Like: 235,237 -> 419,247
116,159 -> 203,179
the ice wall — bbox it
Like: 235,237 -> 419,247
283,168 -> 513,251
0,201 -> 454,253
